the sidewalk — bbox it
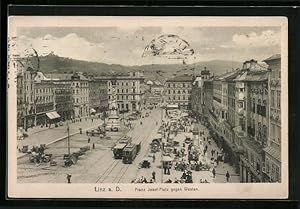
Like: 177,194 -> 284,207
197,123 -> 240,183
17,117 -> 103,158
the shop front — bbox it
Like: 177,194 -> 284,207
46,111 -> 61,127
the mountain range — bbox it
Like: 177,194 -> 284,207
37,53 -> 243,82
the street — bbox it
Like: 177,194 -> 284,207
17,107 -> 239,183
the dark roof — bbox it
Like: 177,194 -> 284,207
217,69 -> 241,81
45,73 -> 73,80
263,54 -> 281,62
234,70 -> 268,82
166,75 -> 194,82
45,73 -> 88,81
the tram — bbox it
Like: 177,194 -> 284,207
112,135 -> 132,159
122,141 -> 141,164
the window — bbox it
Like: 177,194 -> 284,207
178,90 -> 181,94
173,90 -> 175,94
271,90 -> 275,107
168,90 -> 171,94
133,89 -> 135,93
252,98 -> 256,113
133,82 -> 135,86
183,83 -> 185,88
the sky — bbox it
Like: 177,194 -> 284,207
17,26 -> 281,66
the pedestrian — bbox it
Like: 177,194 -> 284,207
80,118 -> 82,122
92,143 -> 95,149
212,168 -> 216,178
67,174 -> 72,183
152,171 -> 156,181
226,171 -> 230,182
88,138 -> 91,143
152,154 -> 155,163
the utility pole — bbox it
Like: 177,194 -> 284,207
67,125 -> 70,155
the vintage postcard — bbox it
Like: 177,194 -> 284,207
7,16 -> 288,198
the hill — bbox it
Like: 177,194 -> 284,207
37,54 -> 242,82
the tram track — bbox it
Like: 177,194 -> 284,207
93,109 -> 161,183
115,110 -> 161,183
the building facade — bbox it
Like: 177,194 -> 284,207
263,54 -> 281,182
17,65 -> 37,130
97,71 -> 144,112
53,81 -> 74,121
46,72 -> 90,118
89,77 -> 109,113
71,73 -> 90,117
191,69 -> 212,116
165,74 -> 193,109
34,80 -> 56,126
234,60 -> 270,183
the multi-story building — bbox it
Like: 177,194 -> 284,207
191,77 -> 204,115
234,59 -> 270,183
89,76 -> 109,113
34,77 -> 56,126
148,83 -> 165,105
165,74 -> 193,109
203,79 -> 213,117
46,72 -> 90,118
96,71 -> 144,112
16,61 -> 37,130
191,69 -> 212,116
70,72 -> 89,117
263,54 -> 281,182
53,81 -> 74,121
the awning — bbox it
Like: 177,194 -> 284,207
46,111 -> 61,120
166,104 -> 179,109
264,146 -> 281,162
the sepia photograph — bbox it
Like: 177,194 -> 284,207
7,16 -> 288,198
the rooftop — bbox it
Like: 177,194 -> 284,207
166,75 -> 194,82
45,73 -> 89,81
263,54 -> 281,62
234,70 -> 268,82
